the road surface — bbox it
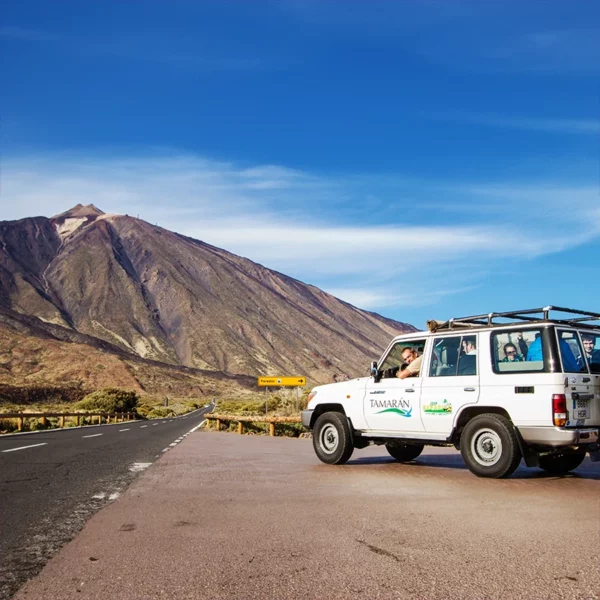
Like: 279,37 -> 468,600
12,430 -> 600,600
0,405 -> 212,600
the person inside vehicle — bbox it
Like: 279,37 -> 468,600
396,347 -> 422,379
458,336 -> 477,374
464,336 -> 477,355
581,334 -> 600,368
515,332 -> 529,359
501,343 -> 523,362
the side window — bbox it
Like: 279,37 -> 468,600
492,329 -> 546,373
379,339 -> 426,378
429,335 -> 477,377
557,330 -> 586,373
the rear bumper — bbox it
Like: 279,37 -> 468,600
518,426 -> 599,446
301,410 -> 313,429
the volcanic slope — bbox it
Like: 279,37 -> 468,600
0,205 -> 414,383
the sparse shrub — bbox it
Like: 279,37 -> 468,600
29,418 -> 52,431
146,406 -> 175,419
0,418 -> 18,433
74,388 -> 139,413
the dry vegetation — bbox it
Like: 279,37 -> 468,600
204,388 -> 310,437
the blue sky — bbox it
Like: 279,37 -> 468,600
1,0 -> 599,329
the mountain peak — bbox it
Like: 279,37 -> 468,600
52,204 -> 105,220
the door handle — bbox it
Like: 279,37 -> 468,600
464,387 -> 476,392
405,388 -> 415,393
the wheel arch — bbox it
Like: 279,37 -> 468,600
309,403 -> 347,428
451,406 -> 513,444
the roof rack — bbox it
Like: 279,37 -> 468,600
427,306 -> 600,333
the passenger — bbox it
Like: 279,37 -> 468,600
581,334 -> 600,366
458,336 -> 477,374
526,334 -> 543,361
501,343 -> 523,362
527,333 -> 579,371
396,347 -> 422,380
464,336 -> 477,355
515,332 -> 529,359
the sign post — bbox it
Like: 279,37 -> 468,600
257,377 -> 306,417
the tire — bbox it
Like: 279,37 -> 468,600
460,414 -> 521,478
538,451 -> 586,475
386,443 -> 424,462
312,412 -> 354,465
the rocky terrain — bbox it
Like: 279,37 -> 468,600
0,204 -> 414,398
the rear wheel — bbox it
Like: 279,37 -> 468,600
460,414 -> 521,478
538,451 -> 586,474
312,412 -> 354,465
386,443 -> 424,462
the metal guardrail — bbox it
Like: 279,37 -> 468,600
205,413 -> 301,436
0,412 -> 137,432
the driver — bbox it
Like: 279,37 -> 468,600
396,347 -> 422,379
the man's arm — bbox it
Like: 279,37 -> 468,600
396,355 -> 422,379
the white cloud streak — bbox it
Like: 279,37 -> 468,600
462,115 -> 600,135
1,152 -> 599,311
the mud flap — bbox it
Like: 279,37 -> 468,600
515,428 -> 540,467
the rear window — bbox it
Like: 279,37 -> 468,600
491,329 -> 548,374
556,330 -> 587,373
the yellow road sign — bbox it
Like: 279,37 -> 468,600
257,376 -> 306,387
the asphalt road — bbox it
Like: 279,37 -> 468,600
12,431 -> 600,600
0,405 -> 213,600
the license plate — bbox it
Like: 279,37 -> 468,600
577,399 -> 590,419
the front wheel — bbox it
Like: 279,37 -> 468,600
386,443 -> 424,462
538,451 -> 586,474
312,412 -> 354,465
460,414 -> 521,478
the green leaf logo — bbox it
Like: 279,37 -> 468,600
375,407 -> 412,418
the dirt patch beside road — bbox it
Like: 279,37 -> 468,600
14,432 -> 600,600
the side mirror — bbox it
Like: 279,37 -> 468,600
370,361 -> 382,383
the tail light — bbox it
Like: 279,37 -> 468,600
552,394 -> 567,427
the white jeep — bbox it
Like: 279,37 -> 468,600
302,306 -> 600,478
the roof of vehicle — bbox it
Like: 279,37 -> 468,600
392,306 -> 600,341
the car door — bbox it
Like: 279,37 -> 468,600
363,339 -> 427,433
420,334 -> 480,435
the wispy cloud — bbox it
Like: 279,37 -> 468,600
0,25 -> 267,72
279,3 -> 600,74
440,114 -> 600,135
2,152 -> 599,312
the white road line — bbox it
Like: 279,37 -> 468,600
108,492 -> 120,501
140,425 -> 148,428
119,428 -> 130,432
188,420 -> 206,434
130,462 -> 152,473
162,448 -> 170,452
2,442 -> 48,453
82,433 -> 103,439
92,492 -> 106,500
153,424 -> 158,426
